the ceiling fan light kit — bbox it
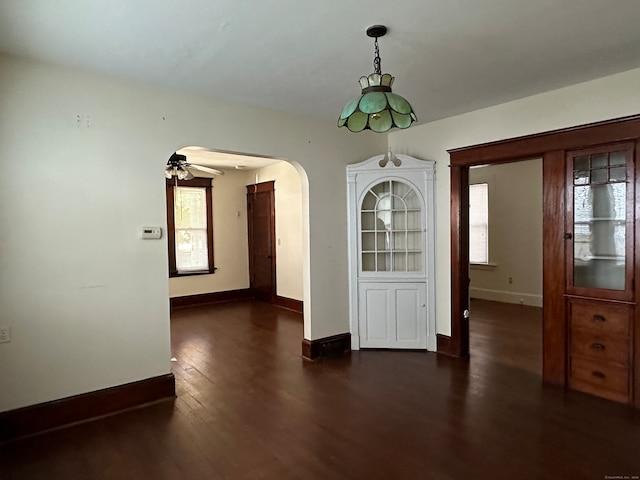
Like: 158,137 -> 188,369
165,153 -> 190,180
165,152 -> 224,179
338,25 -> 417,133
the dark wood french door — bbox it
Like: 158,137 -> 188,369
246,181 -> 276,303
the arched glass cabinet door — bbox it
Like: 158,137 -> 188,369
360,180 -> 423,273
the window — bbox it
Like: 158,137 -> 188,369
469,183 -> 488,264
166,178 -> 215,276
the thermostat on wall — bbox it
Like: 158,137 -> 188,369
140,226 -> 162,239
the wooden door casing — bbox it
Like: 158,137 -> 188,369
448,114 -> 640,407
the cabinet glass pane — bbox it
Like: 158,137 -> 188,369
393,181 -> 411,198
610,151 -> 626,166
572,151 -> 627,290
591,153 -> 607,168
362,191 -> 377,210
377,232 -> 389,251
404,190 -> 420,209
359,180 -> 423,272
377,252 -> 391,271
392,211 -> 406,229
371,181 -> 390,197
406,231 -> 421,250
361,211 -> 376,230
574,155 -> 589,171
393,232 -> 406,250
394,253 -> 407,271
610,167 -> 626,182
407,253 -> 422,271
407,211 -> 420,230
591,168 -> 607,184
362,232 -> 376,251
362,253 -> 376,271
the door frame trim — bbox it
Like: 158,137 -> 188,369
447,114 -> 640,390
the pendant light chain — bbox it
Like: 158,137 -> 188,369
373,37 -> 382,75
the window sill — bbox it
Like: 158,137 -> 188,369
170,269 -> 216,278
470,262 -> 497,271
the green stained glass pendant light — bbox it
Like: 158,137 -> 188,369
338,25 -> 417,133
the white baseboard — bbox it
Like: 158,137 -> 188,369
470,287 -> 542,308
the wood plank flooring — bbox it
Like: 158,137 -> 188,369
2,299 -> 640,479
469,298 -> 542,376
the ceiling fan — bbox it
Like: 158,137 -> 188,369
164,152 -> 224,180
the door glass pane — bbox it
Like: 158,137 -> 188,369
572,152 -> 626,290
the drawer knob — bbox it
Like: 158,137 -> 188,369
592,314 -> 606,322
591,371 -> 606,379
591,343 -> 606,350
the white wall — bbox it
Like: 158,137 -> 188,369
168,169 -> 250,298
469,159 -> 542,307
389,66 -> 640,336
0,54 -> 384,412
248,162 -> 303,301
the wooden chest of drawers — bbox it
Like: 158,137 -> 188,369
568,298 -> 633,404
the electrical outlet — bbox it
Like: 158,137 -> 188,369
0,325 -> 10,343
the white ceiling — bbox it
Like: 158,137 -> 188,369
176,146 -> 281,172
2,0 -> 640,128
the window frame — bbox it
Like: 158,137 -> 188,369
468,182 -> 489,265
166,178 -> 215,277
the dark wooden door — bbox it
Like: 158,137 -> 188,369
247,181 -> 276,303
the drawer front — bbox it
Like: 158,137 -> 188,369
569,300 -> 631,336
569,356 -> 629,403
570,328 -> 630,366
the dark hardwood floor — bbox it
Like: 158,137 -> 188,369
469,298 -> 542,376
1,299 -> 640,479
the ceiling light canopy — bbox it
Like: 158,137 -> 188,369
338,25 -> 417,133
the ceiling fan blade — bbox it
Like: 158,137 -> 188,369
188,164 -> 225,176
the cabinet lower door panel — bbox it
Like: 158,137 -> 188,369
358,282 -> 426,349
